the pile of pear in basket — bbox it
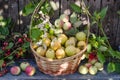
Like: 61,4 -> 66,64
30,0 -> 90,76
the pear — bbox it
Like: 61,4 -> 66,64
46,48 -> 55,59
42,38 -> 51,47
65,45 -> 76,57
78,65 -> 88,75
77,41 -> 86,50
65,37 -> 76,47
76,32 -> 86,41
51,39 -> 61,51
89,66 -> 98,75
55,48 -> 65,59
69,37 -> 77,43
94,62 -> 104,71
76,48 -> 80,53
58,34 -> 68,45
36,46 -> 46,57
32,43 -> 38,50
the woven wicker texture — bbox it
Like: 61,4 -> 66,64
30,0 -> 90,76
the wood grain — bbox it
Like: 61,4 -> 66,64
8,0 -> 19,32
0,0 -> 120,49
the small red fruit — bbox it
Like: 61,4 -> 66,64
3,42 -> 8,46
88,52 -> 97,61
25,65 -> 36,76
10,66 -> 21,75
18,38 -> 23,43
2,62 -> 7,68
85,63 -> 92,69
2,47 -> 5,50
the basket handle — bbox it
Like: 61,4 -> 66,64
29,0 -> 46,38
30,0 -> 90,44
80,0 -> 90,44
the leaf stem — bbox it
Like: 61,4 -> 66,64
1,48 -> 20,60
98,22 -> 112,49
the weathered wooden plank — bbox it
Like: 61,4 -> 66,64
8,0 -> 19,32
101,0 -> 118,48
60,0 -> 68,14
87,0 -> 101,34
66,0 -> 74,15
114,0 -> 120,48
50,0 -> 60,23
0,0 -> 9,18
18,0 -> 30,33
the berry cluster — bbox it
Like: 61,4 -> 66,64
0,34 -> 30,76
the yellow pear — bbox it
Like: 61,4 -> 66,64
58,34 -> 68,45
55,48 -> 65,59
42,37 -> 51,47
51,39 -> 61,51
77,41 -> 86,50
32,43 -> 38,50
36,46 -> 46,57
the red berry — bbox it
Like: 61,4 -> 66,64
89,52 -> 97,61
15,54 -> 20,58
2,47 -> 5,50
18,38 -> 23,43
2,62 -> 6,68
6,50 -> 11,55
3,42 -> 8,46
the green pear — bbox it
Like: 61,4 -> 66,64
46,48 -> 55,59
76,32 -> 86,41
65,45 -> 76,57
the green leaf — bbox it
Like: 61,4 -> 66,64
108,48 -> 120,59
114,63 -> 120,73
22,42 -> 30,48
99,7 -> 108,21
97,51 -> 105,63
115,51 -> 120,59
70,12 -> 78,23
107,62 -> 115,73
6,42 -> 14,49
0,60 -> 4,67
0,27 -> 9,36
22,2 -> 36,16
31,28 -> 43,41
8,56 -> 13,60
45,23 -> 50,29
98,46 -> 108,52
0,34 -> 5,39
70,3 -> 82,13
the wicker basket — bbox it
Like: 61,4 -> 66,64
30,0 -> 90,76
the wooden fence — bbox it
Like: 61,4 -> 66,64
0,0 -> 120,49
